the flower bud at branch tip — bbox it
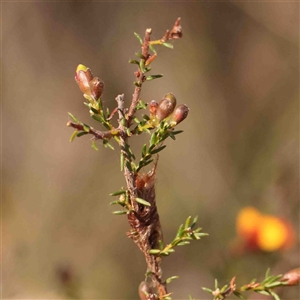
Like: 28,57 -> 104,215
89,77 -> 104,100
149,100 -> 158,117
170,17 -> 183,39
168,104 -> 189,126
75,64 -> 94,95
282,268 -> 300,286
155,93 -> 177,121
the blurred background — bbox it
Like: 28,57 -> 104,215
2,2 -> 299,299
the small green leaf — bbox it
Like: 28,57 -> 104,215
90,106 -> 99,114
146,74 -> 163,81
265,268 -> 271,279
150,145 -> 166,154
142,144 -> 147,156
83,124 -> 90,132
158,240 -> 164,250
70,130 -> 78,142
172,130 -> 183,135
269,291 -> 281,300
150,132 -> 158,145
134,117 -> 140,124
215,279 -> 218,289
103,139 -> 114,150
194,232 -> 209,238
175,224 -> 184,239
202,287 -> 213,294
120,153 -> 124,171
166,276 -> 179,284
162,42 -> 174,49
91,141 -> 98,151
139,59 -> 146,73
135,52 -> 145,59
191,215 -> 198,229
149,44 -> 157,54
76,131 -> 88,137
129,59 -> 140,65
177,241 -> 190,246
149,249 -> 161,255
220,284 -> 228,293
112,210 -> 128,215
68,112 -> 79,123
184,216 -> 192,229
125,128 -> 131,137
109,200 -> 120,205
92,114 -> 104,123
256,290 -> 270,296
134,32 -> 143,44
110,189 -> 126,196
142,114 -> 150,121
125,160 -> 133,172
136,197 -> 151,206
137,100 -> 147,110
265,282 -> 283,288
169,132 -> 176,140
134,81 -> 142,87
137,159 -> 153,172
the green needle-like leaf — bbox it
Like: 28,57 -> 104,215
142,144 -> 147,156
110,189 -> 126,196
149,44 -> 157,54
91,141 -> 98,151
112,210 -> 128,215
136,197 -> 151,206
134,32 -> 143,44
129,59 -> 140,65
146,74 -> 163,81
77,131 -> 88,137
202,287 -> 213,294
68,112 -> 79,123
184,216 -> 192,229
165,276 -> 179,284
162,42 -> 174,49
70,130 -> 78,142
150,145 -> 166,154
149,249 -> 161,255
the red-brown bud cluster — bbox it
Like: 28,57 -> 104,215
156,93 -> 177,121
75,64 -> 104,100
150,93 -> 189,127
282,268 -> 300,286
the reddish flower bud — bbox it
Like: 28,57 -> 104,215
282,268 -> 300,286
156,93 -> 177,121
168,104 -> 189,126
89,77 -> 104,100
149,100 -> 158,118
170,18 -> 183,39
138,281 -> 153,300
75,64 -> 94,95
170,25 -> 183,39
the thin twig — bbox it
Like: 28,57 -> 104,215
66,121 -> 115,140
